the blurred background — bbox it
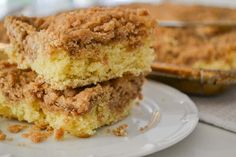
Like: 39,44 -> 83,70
1,0 -> 236,18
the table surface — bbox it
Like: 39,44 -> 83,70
147,122 -> 236,157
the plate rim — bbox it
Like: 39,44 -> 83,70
121,80 -> 199,157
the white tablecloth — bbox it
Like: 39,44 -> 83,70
192,86 -> 236,133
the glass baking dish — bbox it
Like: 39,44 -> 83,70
150,63 -> 236,95
123,0 -> 236,95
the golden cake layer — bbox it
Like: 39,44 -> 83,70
4,7 -> 155,90
0,61 -> 144,137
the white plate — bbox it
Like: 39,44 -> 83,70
0,80 -> 198,157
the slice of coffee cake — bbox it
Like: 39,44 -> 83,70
4,7 -> 155,90
0,61 -> 144,137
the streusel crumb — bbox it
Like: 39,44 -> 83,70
112,124 -> 128,136
8,124 -> 28,133
21,124 -> 53,143
28,132 -> 49,143
54,128 -> 64,140
0,130 -> 6,141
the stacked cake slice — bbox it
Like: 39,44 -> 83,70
0,7 -> 155,137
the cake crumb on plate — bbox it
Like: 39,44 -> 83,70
112,124 -> 128,137
8,124 -> 28,133
0,130 -> 6,141
21,124 -> 53,143
54,128 -> 64,140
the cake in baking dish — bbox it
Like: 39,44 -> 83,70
125,3 -> 236,70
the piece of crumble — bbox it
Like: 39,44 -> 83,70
112,124 -> 128,137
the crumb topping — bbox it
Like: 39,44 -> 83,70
4,7 -> 155,59
31,74 -> 143,115
0,21 -> 8,43
0,62 -> 36,102
8,124 -> 28,133
154,27 -> 236,68
30,123 -> 48,131
125,3 -> 236,21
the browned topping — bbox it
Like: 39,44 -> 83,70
4,7 -> 155,61
78,133 -> 92,138
8,124 -> 28,133
54,128 -> 64,140
112,124 -> 128,136
0,61 -> 144,116
125,3 -> 236,69
125,3 -> 236,21
0,21 -> 8,43
30,123 -> 49,131
0,130 -> 6,141
0,62 -> 37,102
155,27 -> 236,68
